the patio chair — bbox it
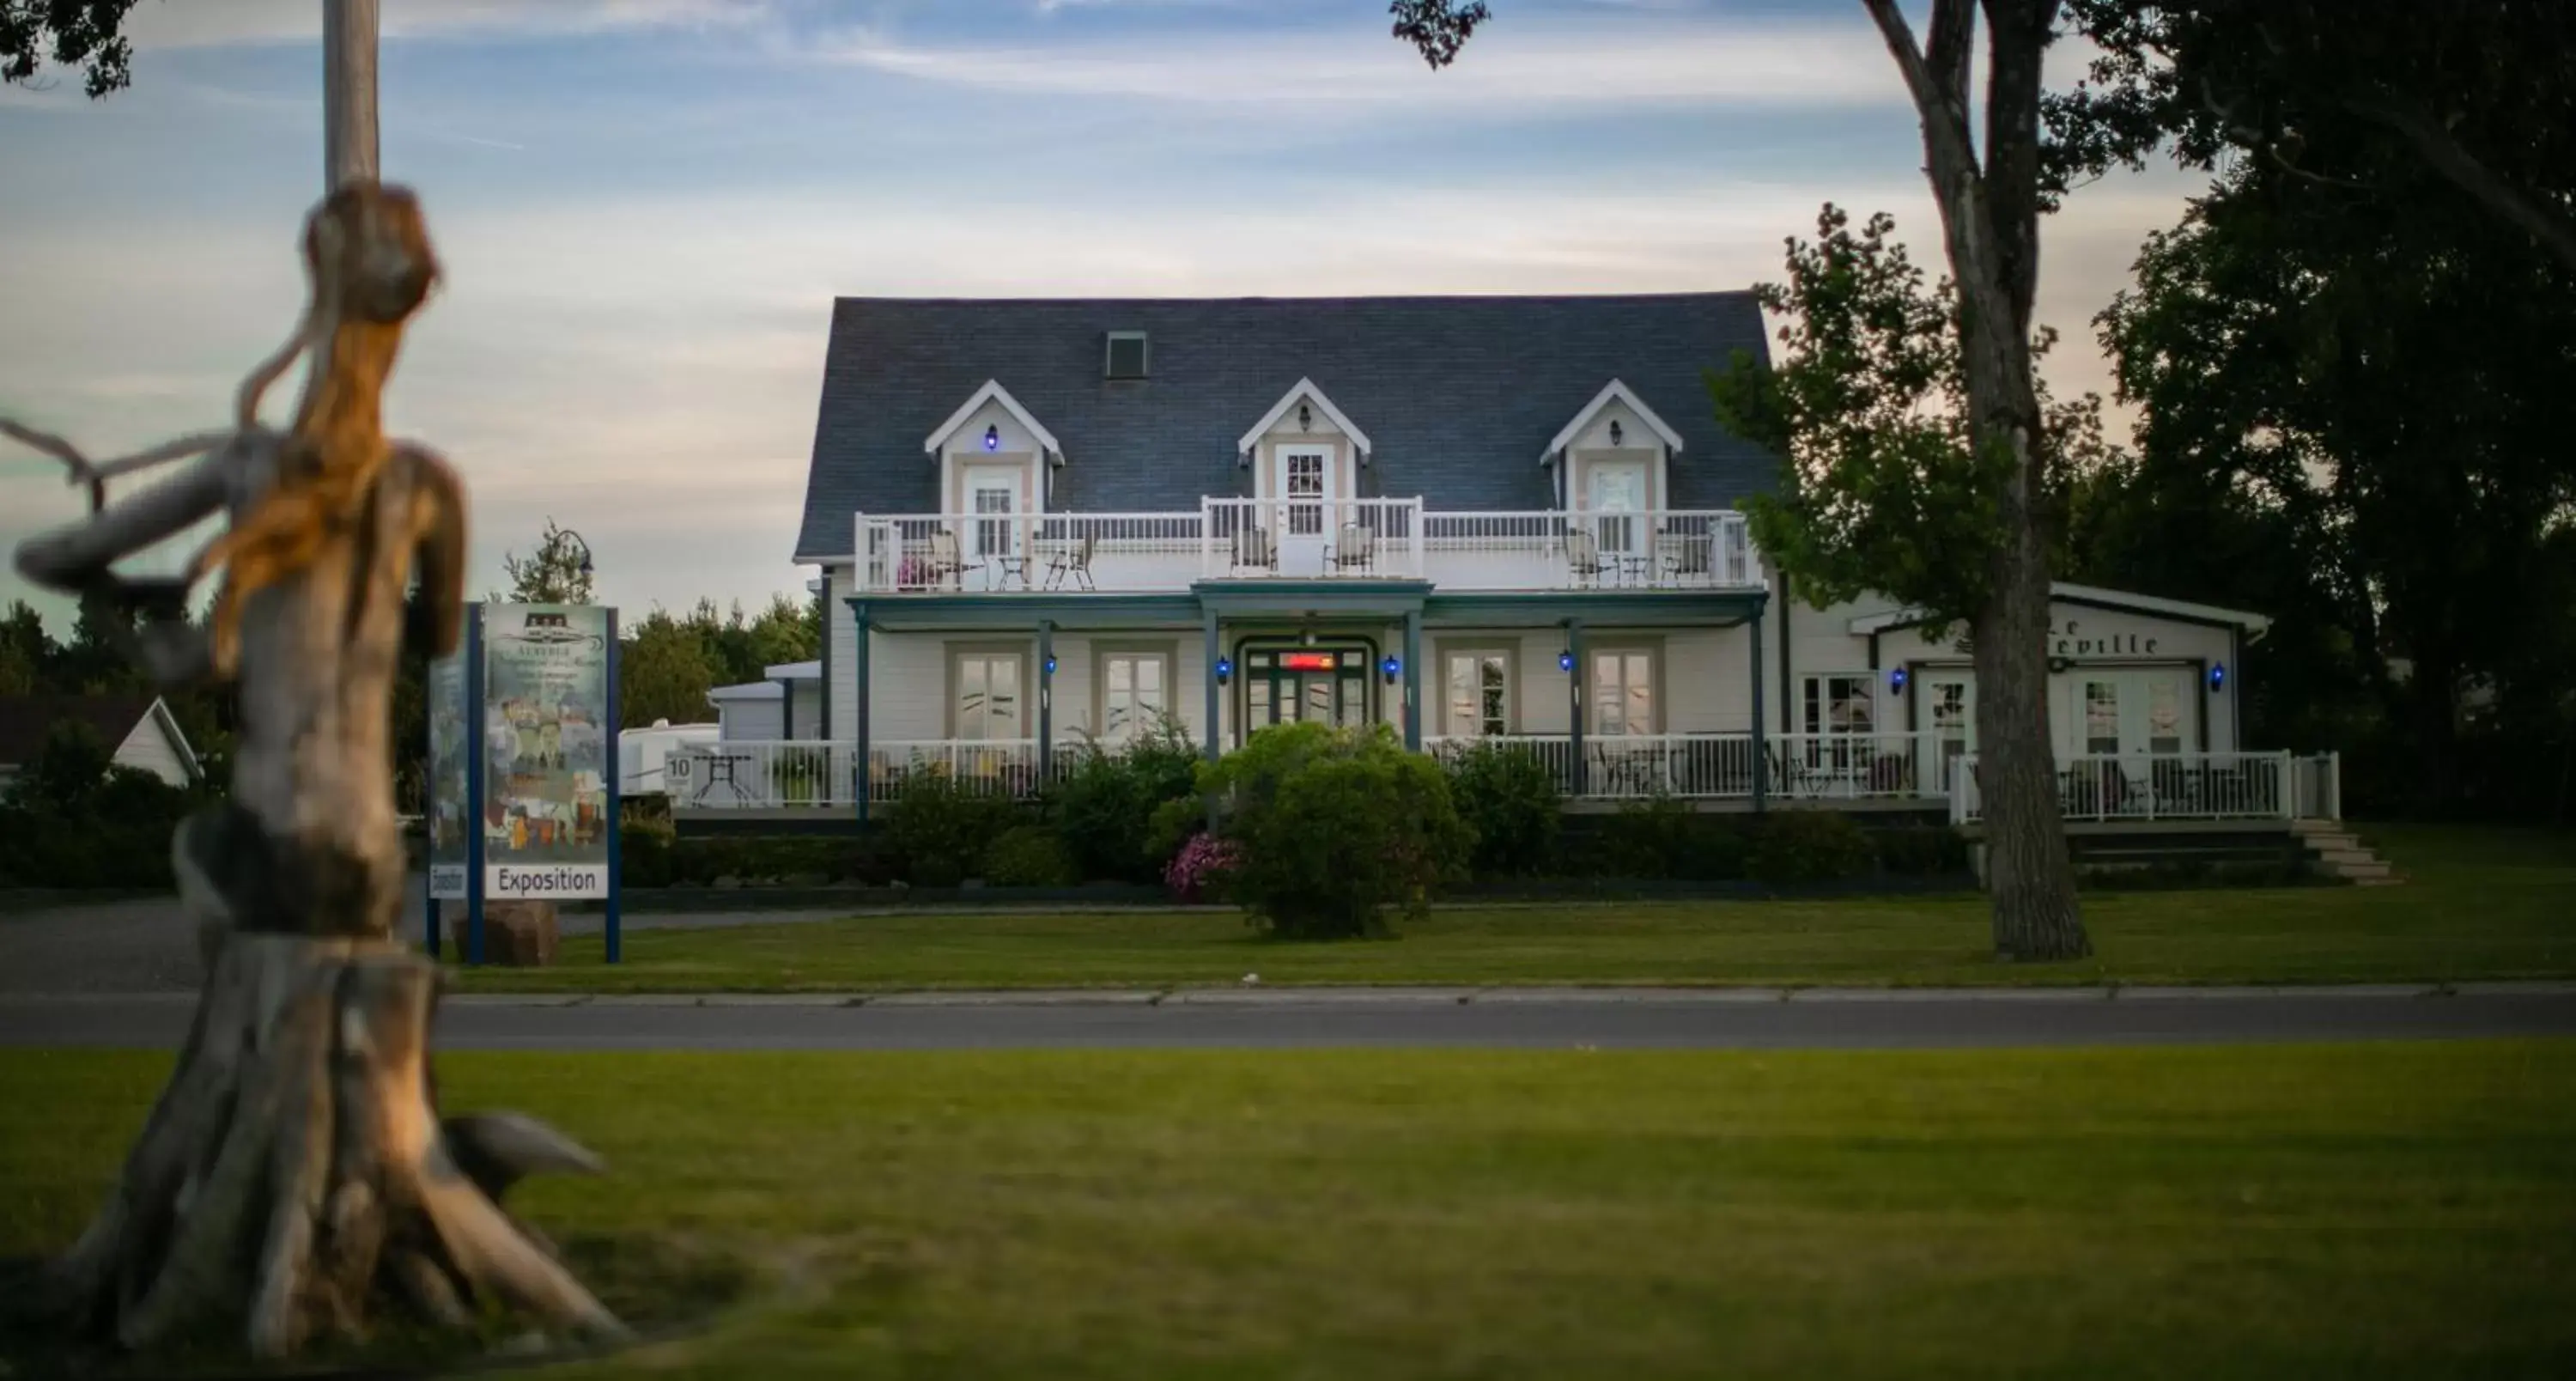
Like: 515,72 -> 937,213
1326,521 -> 1376,573
1044,533 -> 1098,591
924,529 -> 982,589
1232,524 -> 1278,575
1564,526 -> 1607,585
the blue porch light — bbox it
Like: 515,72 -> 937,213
1215,656 -> 1234,684
1558,649 -> 1576,672
1888,666 -> 1909,696
1044,654 -> 1057,676
1381,655 -> 1401,683
983,423 -> 1000,452
2209,661 -> 2227,691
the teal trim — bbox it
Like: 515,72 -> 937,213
1193,580 -> 1430,619
842,599 -> 872,824
1424,588 -> 1765,629
857,592 -> 1204,630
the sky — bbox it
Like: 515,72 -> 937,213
0,0 -> 2201,631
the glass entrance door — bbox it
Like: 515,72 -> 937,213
1241,645 -> 1373,740
1924,673 -> 1974,793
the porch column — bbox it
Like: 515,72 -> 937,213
1401,608 -> 1423,751
1749,607 -> 1768,812
1201,605 -> 1221,764
1037,619 -> 1054,781
845,599 -> 871,824
1567,618 -> 1587,798
776,678 -> 793,739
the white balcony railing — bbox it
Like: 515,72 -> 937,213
1947,751 -> 2299,825
851,502 -> 1762,593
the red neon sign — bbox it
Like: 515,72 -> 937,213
1278,651 -> 1338,672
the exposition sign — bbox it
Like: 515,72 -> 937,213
481,605 -> 614,899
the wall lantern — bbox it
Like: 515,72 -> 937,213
983,423 -> 1000,452
1297,402 -> 1312,430
2209,661 -> 2227,691
1558,649 -> 1576,672
1607,419 -> 1624,447
1381,655 -> 1401,684
1044,654 -> 1057,677
2047,655 -> 2072,674
1215,657 -> 1234,685
1888,666 -> 1908,696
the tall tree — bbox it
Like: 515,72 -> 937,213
1400,0 -> 2091,958
618,608 -> 716,729
497,518 -> 596,605
1,0 -> 143,96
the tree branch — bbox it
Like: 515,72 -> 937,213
2349,95 -> 2576,273
1924,0 -> 1975,116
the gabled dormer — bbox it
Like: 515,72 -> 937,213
925,380 -> 1061,515
1541,380 -> 1683,514
1237,378 -> 1370,509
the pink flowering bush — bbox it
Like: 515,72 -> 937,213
1163,830 -> 1241,903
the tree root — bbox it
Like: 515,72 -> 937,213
48,934 -> 627,1360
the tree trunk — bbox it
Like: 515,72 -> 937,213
1972,478 -> 2090,962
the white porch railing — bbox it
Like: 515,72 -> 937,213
666,741 -> 854,809
1947,751 -> 2301,825
2290,751 -> 2343,821
850,503 -> 1763,593
1427,732 -> 1932,801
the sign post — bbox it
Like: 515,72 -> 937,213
425,603 -> 621,964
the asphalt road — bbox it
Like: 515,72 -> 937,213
4,987 -> 2573,1051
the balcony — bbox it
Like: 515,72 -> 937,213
853,500 -> 1761,594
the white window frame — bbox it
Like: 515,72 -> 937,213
1801,673 -> 1878,738
1589,645 -> 1658,738
1439,646 -> 1515,739
949,646 -> 1028,742
1096,646 -> 1175,745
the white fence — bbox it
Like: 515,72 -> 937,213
851,503 -> 1763,593
1947,751 -> 2306,825
666,741 -> 854,809
1425,732 -> 1927,801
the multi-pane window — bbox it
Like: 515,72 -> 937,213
1285,451 -> 1326,534
971,482 -> 1015,559
1100,652 -> 1170,744
1443,650 -> 1510,738
955,653 -> 1024,741
1801,674 -> 1876,738
2147,678 -> 2183,754
1590,649 -> 1656,737
2083,681 -> 2121,755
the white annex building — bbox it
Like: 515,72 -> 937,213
667,294 -> 2332,827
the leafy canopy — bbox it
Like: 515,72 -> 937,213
1,0 -> 142,98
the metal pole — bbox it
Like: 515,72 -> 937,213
322,0 -> 380,191
1401,608 -> 1422,751
603,608 -> 623,964
848,599 -> 871,825
1567,619 -> 1587,798
462,606 -> 486,966
1749,610 -> 1767,812
1037,619 -> 1054,782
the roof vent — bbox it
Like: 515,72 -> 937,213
1105,331 -> 1148,380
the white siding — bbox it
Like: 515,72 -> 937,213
826,563 -> 856,741
716,697 -> 783,743
869,632 -> 962,741
786,681 -> 823,739
112,709 -> 192,787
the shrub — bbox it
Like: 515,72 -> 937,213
1872,824 -> 1968,875
1582,795 -> 1695,878
1744,811 -> 1876,885
1047,716 -> 1202,883
1202,722 -> 1472,939
1443,739 -> 1561,877
0,723 -> 203,890
1163,830 -> 1240,903
884,766 -> 1022,885
983,825 -> 1080,887
619,817 -> 677,887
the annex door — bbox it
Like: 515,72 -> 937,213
1923,672 -> 1975,794
1240,645 -> 1373,742
1271,445 -> 1336,575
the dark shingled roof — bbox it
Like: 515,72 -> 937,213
793,293 -> 1777,563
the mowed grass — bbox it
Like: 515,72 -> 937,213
459,824 -> 2576,992
3,1041 -> 2573,1378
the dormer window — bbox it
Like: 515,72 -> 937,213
1105,332 -> 1149,380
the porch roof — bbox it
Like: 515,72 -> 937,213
844,585 -> 1766,632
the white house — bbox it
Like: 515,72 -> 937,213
0,693 -> 201,793
685,293 -> 2320,824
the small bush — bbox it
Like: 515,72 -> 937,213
1163,830 -> 1240,903
884,767 -> 1023,885
1744,811 -> 1876,884
1872,824 -> 1968,875
618,818 -> 677,887
0,722 -> 204,890
1582,795 -> 1695,879
1443,740 -> 1561,877
1202,722 -> 1472,940
1047,716 -> 1202,883
982,825 -> 1080,887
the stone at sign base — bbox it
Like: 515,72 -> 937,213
487,900 -> 561,966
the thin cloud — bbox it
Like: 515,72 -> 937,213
122,0 -> 774,50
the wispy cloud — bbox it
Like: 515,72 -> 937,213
123,0 -> 775,50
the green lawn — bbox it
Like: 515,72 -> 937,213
459,824 -> 2576,992
3,1040 -> 2572,1378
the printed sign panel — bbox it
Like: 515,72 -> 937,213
426,647 -> 471,901
482,605 -> 612,900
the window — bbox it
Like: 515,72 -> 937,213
1099,650 -> 1170,744
1284,449 -> 1326,535
969,476 -> 1016,559
2083,680 -> 2121,756
2147,676 -> 2183,754
1590,648 -> 1656,737
954,652 -> 1024,741
1105,332 -> 1148,380
1443,649 -> 1511,738
1801,674 -> 1876,738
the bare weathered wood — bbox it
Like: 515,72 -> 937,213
324,0 -> 380,192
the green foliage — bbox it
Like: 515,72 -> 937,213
982,825 -> 1081,888
0,0 -> 140,97
0,721 -> 202,889
1870,824 -> 1970,877
1709,204 -> 2106,634
498,518 -> 596,606
1441,740 -> 1561,877
1742,812 -> 1876,885
1047,716 -> 1203,883
613,827 -> 897,889
1571,797 -> 1747,882
1200,722 -> 1471,940
884,768 -> 1024,887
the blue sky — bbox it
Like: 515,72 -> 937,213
0,0 -> 2194,630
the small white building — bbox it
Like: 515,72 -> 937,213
0,693 -> 201,794
671,293 -> 2323,824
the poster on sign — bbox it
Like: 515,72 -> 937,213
481,605 -> 614,900
426,647 -> 471,900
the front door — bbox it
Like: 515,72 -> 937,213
1241,645 -> 1372,742
1273,446 -> 1334,575
1583,459 -> 1649,566
1923,672 -> 1975,794
963,465 -> 1020,573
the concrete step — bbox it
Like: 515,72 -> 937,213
2334,862 -> 2395,880
2353,876 -> 2408,887
2315,847 -> 2378,865
2289,818 -> 2348,834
